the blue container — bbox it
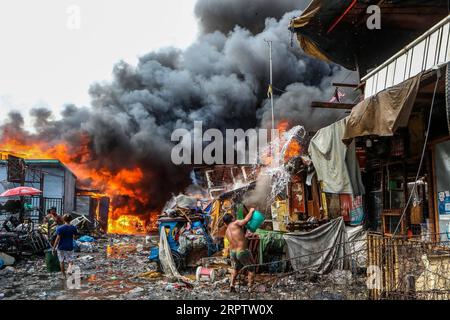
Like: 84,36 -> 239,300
0,258 -> 4,269
247,210 -> 265,232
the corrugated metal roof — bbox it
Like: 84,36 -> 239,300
0,158 -> 77,178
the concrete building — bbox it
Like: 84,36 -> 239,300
0,155 -> 77,222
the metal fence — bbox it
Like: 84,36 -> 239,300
367,233 -> 450,300
231,232 -> 450,300
363,15 -> 450,98
25,196 -> 64,223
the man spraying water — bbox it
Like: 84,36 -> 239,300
223,208 -> 256,292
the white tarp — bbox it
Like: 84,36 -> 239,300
158,229 -> 194,284
346,225 -> 367,268
284,217 -> 350,274
159,229 -> 182,278
308,118 -> 365,195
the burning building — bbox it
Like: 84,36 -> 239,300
0,0 -> 356,234
0,152 -> 76,223
74,189 -> 110,232
0,140 -> 152,235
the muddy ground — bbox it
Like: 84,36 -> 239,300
0,235 -> 368,300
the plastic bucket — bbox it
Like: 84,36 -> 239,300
196,266 -> 215,282
247,210 -> 265,232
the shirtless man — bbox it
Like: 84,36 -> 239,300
223,208 -> 255,292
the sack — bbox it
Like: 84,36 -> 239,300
45,250 -> 61,272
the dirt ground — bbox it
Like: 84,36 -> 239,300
0,235 -> 368,300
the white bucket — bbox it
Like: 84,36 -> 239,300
196,266 -> 215,282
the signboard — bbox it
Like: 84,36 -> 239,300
434,140 -> 450,243
437,191 -> 450,215
271,200 -> 289,232
7,155 -> 25,184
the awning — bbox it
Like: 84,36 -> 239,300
289,0 -> 353,69
290,0 -> 321,29
290,0 -> 449,75
342,74 -> 422,143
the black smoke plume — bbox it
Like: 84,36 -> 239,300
0,1 -> 353,213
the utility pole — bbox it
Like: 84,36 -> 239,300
264,39 -> 278,166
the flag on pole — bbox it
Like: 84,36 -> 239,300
267,84 -> 273,98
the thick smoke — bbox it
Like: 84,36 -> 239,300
195,0 -> 310,34
0,1 -> 353,213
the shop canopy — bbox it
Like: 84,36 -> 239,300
0,186 -> 42,198
290,0 -> 448,76
342,74 -> 422,143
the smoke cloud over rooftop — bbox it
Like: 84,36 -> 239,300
0,0 -> 352,212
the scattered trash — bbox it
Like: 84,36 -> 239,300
312,291 -> 346,300
138,271 -> 162,279
77,241 -> 96,253
106,244 -> 137,258
78,255 -> 94,262
212,277 -> 229,288
329,269 -> 353,286
164,282 -> 189,292
73,240 -> 80,252
0,266 -> 15,275
253,284 -> 267,293
0,234 -> 370,300
128,287 -> 145,295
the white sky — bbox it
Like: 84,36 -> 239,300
0,0 -> 198,127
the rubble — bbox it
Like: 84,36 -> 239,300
0,252 -> 15,265
0,234 -> 368,300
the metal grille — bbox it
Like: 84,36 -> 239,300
26,196 -> 42,224
43,198 -> 64,216
24,197 -> 64,223
7,155 -> 25,184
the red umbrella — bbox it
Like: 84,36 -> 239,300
0,186 -> 42,197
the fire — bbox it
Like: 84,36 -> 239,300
260,120 -> 296,166
277,120 -> 290,132
107,213 -> 147,235
284,139 -> 302,162
0,135 -> 153,235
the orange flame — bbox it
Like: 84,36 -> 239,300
284,139 -> 302,162
0,135 -> 152,235
261,120 -> 295,166
277,120 -> 290,132
107,212 -> 147,235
